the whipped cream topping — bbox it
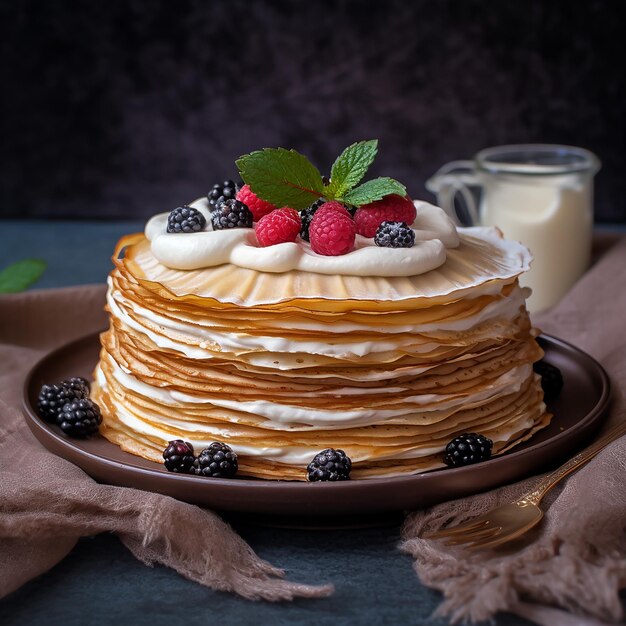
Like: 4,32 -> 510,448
145,198 -> 459,276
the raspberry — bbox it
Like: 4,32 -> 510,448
316,200 -> 351,217
353,195 -> 416,237
255,208 -> 301,246
309,207 -> 356,256
236,184 -> 278,222
374,221 -> 415,248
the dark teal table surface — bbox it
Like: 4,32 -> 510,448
0,220 -> 549,626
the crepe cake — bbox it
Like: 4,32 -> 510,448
92,193 -> 551,480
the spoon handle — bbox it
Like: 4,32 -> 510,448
519,421 -> 626,506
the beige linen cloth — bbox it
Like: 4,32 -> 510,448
402,238 -> 626,625
1,240 -> 625,624
0,287 -> 333,601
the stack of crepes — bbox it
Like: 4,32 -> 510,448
93,201 -> 550,480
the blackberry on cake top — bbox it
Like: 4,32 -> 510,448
211,199 -> 253,230
299,199 -> 325,241
167,206 -> 207,233
208,180 -> 239,211
374,221 -> 415,248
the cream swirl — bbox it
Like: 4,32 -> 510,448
145,198 -> 459,276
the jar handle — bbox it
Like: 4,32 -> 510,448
425,160 -> 481,226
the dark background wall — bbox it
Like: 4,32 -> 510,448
1,0 -> 625,222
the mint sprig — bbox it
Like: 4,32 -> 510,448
325,140 -> 378,199
343,177 -> 407,206
236,140 -> 406,210
236,148 -> 324,210
0,259 -> 47,293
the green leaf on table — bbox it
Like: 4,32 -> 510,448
325,139 -> 378,199
0,259 -> 47,293
342,177 -> 407,207
236,148 -> 325,210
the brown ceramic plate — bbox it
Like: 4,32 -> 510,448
23,333 -> 610,520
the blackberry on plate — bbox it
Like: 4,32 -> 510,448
167,206 -> 207,233
444,433 -> 493,468
64,376 -> 90,395
307,448 -> 352,482
163,440 -> 196,473
300,199 -> 325,241
37,380 -> 88,423
374,221 -> 415,248
193,442 -> 238,478
207,180 -> 239,211
533,360 -> 564,402
211,199 -> 253,230
57,398 -> 102,437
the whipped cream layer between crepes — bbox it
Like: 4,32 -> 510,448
94,359 -> 540,465
106,275 -> 528,360
145,198 -> 460,276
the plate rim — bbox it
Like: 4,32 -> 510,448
22,332 -> 612,496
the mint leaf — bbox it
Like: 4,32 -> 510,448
0,259 -> 47,293
326,140 -> 378,198
342,178 -> 407,207
236,148 -> 324,210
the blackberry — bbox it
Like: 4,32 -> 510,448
374,221 -> 415,248
533,360 -> 564,402
193,442 -> 238,478
307,448 -> 352,482
37,381 -> 88,423
211,199 -> 253,230
444,433 -> 493,468
163,440 -> 196,473
57,398 -> 102,437
300,199 -> 325,242
64,376 -> 90,395
167,206 -> 207,233
207,180 -> 239,211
